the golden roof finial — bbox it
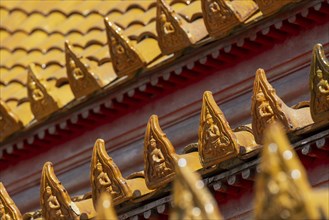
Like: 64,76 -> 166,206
251,69 -> 313,144
0,182 -> 22,220
0,99 -> 23,141
251,69 -> 292,144
254,122 -> 328,219
40,162 -> 80,220
156,0 -> 192,55
170,158 -> 223,220
104,17 -> 145,78
198,91 -> 239,167
201,0 -> 259,38
27,64 -> 59,121
64,41 -> 102,99
144,115 -> 178,189
90,139 -> 132,208
309,43 -> 329,122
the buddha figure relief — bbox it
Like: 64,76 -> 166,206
110,36 -> 130,71
44,186 -> 64,220
95,162 -> 119,197
111,37 -> 125,56
255,91 -> 276,132
203,108 -> 230,156
148,135 -> 171,179
28,81 -> 44,102
315,68 -> 329,112
208,0 -> 228,19
160,12 -> 175,35
69,60 -> 84,80
208,0 -> 220,13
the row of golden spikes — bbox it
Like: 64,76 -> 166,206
1,40 -> 328,142
1,45 -> 329,219
0,0 -> 298,141
97,123 -> 329,220
37,48 -> 329,218
1,122 -> 328,220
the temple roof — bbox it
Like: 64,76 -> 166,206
1,0 -> 329,216
1,100 -> 328,219
0,0 -> 314,144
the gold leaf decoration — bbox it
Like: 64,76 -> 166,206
90,139 -> 132,208
27,64 -> 59,121
40,162 -> 80,220
65,41 -> 102,99
104,18 -> 145,78
310,43 -> 329,122
156,0 -> 192,55
144,115 -> 177,189
254,122 -> 328,219
198,91 -> 239,167
0,182 -> 22,220
0,100 -> 23,141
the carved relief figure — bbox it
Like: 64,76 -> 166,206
95,162 -> 119,197
203,109 -> 230,156
28,81 -> 44,101
44,186 -> 65,220
27,65 -> 60,120
315,68 -> 329,112
110,36 -> 132,71
205,0 -> 231,27
69,60 -> 84,80
104,19 -> 145,77
148,135 -> 171,179
255,90 -> 276,134
0,200 -> 12,220
160,12 -> 175,34
209,0 -> 220,13
111,37 -> 125,55
207,0 -> 228,20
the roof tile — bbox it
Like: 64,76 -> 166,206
0,0 -> 300,141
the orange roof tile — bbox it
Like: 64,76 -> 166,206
0,0 -> 303,141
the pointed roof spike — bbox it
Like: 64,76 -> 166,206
170,159 -> 223,220
201,0 -> 259,38
27,64 -> 59,121
144,115 -> 178,189
96,192 -> 118,220
198,91 -> 239,167
201,0 -> 240,38
0,100 -> 23,141
254,122 -> 319,219
0,182 -> 23,220
90,139 -> 132,208
104,17 -> 145,78
156,0 -> 192,55
309,43 -> 329,122
40,162 -> 80,220
251,69 -> 293,144
64,41 -> 102,99
252,69 -> 314,144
